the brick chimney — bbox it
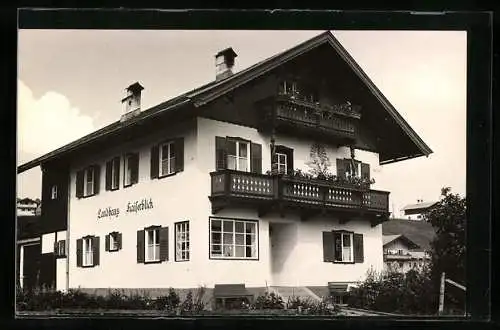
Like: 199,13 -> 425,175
121,82 -> 144,122
215,47 -> 237,81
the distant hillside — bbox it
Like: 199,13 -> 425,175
382,219 -> 436,251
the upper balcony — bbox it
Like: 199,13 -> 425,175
210,170 -> 389,226
256,91 -> 362,144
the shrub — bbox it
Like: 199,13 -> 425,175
154,288 -> 180,311
253,291 -> 284,310
286,296 -> 314,310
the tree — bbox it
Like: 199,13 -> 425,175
306,142 -> 331,178
423,187 -> 466,314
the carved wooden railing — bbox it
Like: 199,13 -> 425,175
211,170 -> 389,214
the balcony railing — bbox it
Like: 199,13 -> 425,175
210,170 -> 389,216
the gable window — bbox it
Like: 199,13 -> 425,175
76,236 -> 100,267
105,157 -> 120,191
215,137 -> 262,174
150,138 -> 184,179
160,141 -> 176,176
210,218 -> 258,260
271,145 -> 294,175
76,165 -> 100,198
105,232 -> 122,252
227,139 -> 250,172
323,231 -> 364,264
51,185 -> 58,200
175,221 -> 190,261
124,153 -> 139,187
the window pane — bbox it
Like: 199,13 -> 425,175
227,156 -> 237,170
212,244 -> 222,255
235,221 -> 244,233
155,245 -> 160,260
343,234 -> 351,247
154,230 -> 159,244
223,220 -> 234,232
334,233 -> 342,261
223,245 -> 233,257
212,233 -> 221,244
211,220 -> 221,232
343,247 -> 351,262
169,157 -> 176,174
245,234 -> 255,245
238,158 -> 248,171
245,222 -> 256,234
235,246 -> 245,258
246,246 -> 252,258
161,144 -> 169,160
239,142 -> 248,158
227,141 -> 237,156
223,233 -> 233,244
235,234 -> 244,245
161,159 -> 169,175
169,143 -> 175,158
279,164 -> 286,173
147,231 -> 154,245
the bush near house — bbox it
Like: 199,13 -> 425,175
346,268 -> 436,315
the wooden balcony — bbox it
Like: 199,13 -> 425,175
210,170 -> 389,225
256,94 -> 361,143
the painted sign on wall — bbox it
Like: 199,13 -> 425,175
97,198 -> 154,220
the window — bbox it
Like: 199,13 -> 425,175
51,185 -> 58,199
175,221 -> 190,261
227,140 -> 250,172
54,240 -> 66,257
124,153 -> 139,187
159,141 -> 176,176
85,167 -> 94,196
346,161 -> 361,178
334,232 -> 353,262
210,218 -> 258,259
106,232 -> 121,252
145,228 -> 160,262
275,153 -> 287,174
332,295 -> 344,305
83,237 -> 93,266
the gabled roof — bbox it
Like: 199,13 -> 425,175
382,234 -> 421,250
401,201 -> 438,211
382,218 -> 436,251
17,31 -> 432,174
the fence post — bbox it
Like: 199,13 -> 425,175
439,272 -> 445,315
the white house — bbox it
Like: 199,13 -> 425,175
17,31 -> 432,305
383,234 -> 430,273
401,200 -> 438,220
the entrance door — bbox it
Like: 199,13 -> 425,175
22,243 -> 41,292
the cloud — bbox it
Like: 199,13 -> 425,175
17,80 -> 95,160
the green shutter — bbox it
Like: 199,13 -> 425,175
76,170 -> 84,198
215,136 -> 228,170
159,227 -> 169,262
93,236 -> 100,266
322,231 -> 335,262
150,146 -> 159,179
76,238 -> 83,267
353,233 -> 364,263
137,230 -> 145,263
113,157 -> 120,189
131,153 -> 139,184
250,142 -> 262,174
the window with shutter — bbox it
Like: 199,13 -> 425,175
333,231 -> 354,263
144,227 -> 161,263
159,141 -> 176,177
82,237 -> 93,267
106,157 -> 120,190
124,153 -> 139,187
227,139 -> 250,172
137,230 -> 145,263
250,142 -> 262,174
215,136 -> 228,170
107,232 -> 120,252
273,145 -> 294,175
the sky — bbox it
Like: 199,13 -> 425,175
17,30 -> 466,217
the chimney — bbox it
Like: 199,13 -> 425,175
121,82 -> 144,122
215,47 -> 237,81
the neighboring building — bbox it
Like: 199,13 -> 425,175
382,218 -> 435,273
382,234 -> 429,273
400,200 -> 438,220
17,31 -> 432,304
17,198 -> 40,216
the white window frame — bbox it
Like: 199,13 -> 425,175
111,158 -> 119,190
83,237 -> 93,266
210,218 -> 258,260
55,240 -> 66,257
109,232 -> 119,251
227,140 -> 251,172
346,161 -> 362,178
145,228 -> 160,262
51,185 -> 58,199
159,141 -> 176,177
124,154 -> 135,186
276,152 -> 287,174
334,232 -> 354,263
84,167 -> 94,197
175,222 -> 190,261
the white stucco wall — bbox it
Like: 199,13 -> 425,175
41,233 -> 55,254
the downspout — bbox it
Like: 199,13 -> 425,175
66,169 -> 71,291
